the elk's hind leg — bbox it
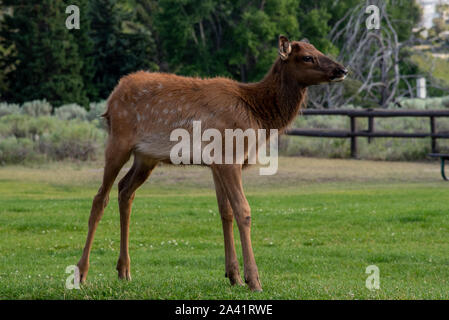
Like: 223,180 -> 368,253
212,170 -> 244,286
116,156 -> 158,280
77,143 -> 131,283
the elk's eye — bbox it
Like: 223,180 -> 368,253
302,56 -> 313,63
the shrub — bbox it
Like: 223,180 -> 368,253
55,104 -> 87,121
0,114 -> 58,139
443,97 -> 449,108
39,120 -> 106,161
395,96 -> 449,110
0,114 -> 105,165
21,99 -> 52,117
87,101 -> 108,129
87,101 -> 107,121
0,136 -> 41,165
0,102 -> 21,117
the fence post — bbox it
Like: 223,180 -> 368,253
368,115 -> 374,144
430,116 -> 437,153
350,116 -> 357,158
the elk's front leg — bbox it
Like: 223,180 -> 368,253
212,164 -> 262,292
212,170 -> 244,286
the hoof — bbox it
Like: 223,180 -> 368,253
245,277 -> 262,292
77,262 -> 89,283
117,270 -> 131,281
117,266 -> 131,281
225,272 -> 244,286
230,276 -> 244,286
117,257 -> 131,280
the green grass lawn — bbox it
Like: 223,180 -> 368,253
0,157 -> 448,299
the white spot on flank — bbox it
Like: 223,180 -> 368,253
171,120 -> 183,128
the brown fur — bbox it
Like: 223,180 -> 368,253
77,36 -> 347,291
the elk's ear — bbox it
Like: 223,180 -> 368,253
300,38 -> 310,43
278,35 -> 291,61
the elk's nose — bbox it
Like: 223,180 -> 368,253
336,67 -> 348,76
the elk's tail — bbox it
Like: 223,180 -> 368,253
101,105 -> 112,135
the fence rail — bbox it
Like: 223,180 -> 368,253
286,109 -> 449,158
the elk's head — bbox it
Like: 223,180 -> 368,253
278,35 -> 348,86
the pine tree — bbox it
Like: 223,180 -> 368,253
0,0 -> 88,107
73,0 -> 97,102
88,0 -> 157,100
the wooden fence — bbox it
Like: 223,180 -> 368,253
286,109 -> 449,158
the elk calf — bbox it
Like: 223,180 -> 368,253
77,35 -> 347,291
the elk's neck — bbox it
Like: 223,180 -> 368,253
238,60 -> 307,131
